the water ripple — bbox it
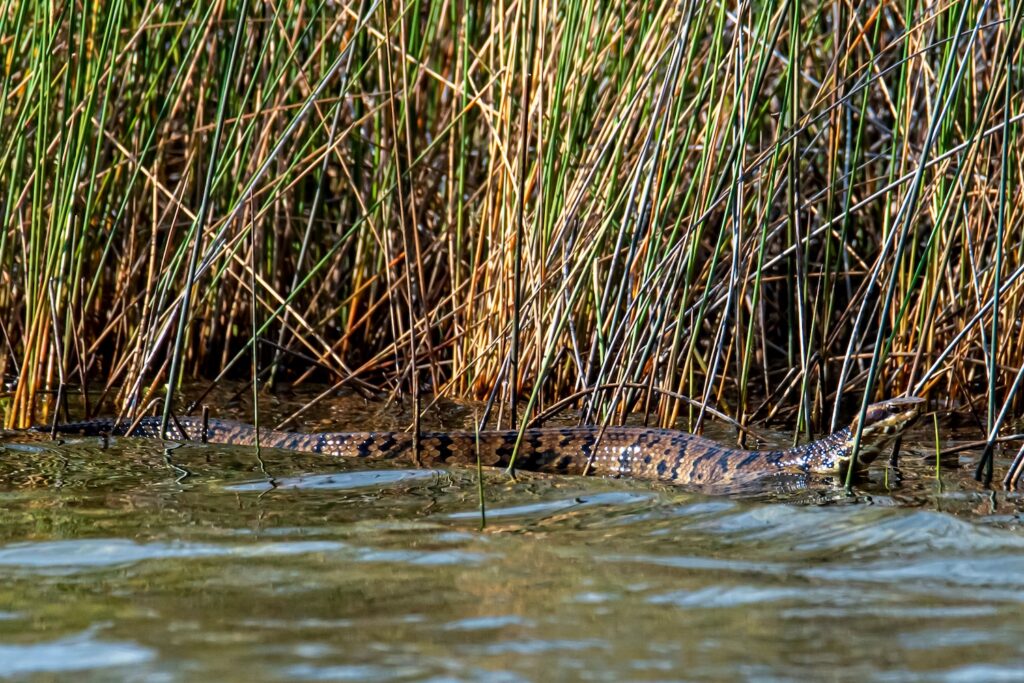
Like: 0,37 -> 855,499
0,538 -> 345,571
0,630 -> 154,675
225,469 -> 444,492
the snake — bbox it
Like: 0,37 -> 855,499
39,397 -> 923,486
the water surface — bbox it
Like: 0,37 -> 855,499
1,399 -> 1023,681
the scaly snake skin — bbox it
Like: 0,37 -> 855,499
41,397 -> 923,486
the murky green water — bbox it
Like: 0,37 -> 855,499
2,398 -> 1023,681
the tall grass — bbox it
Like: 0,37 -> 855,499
0,0 -> 1022,443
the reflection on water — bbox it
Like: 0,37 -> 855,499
1,397 -> 1024,681
0,628 -> 155,675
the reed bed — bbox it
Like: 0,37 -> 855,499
0,0 -> 1022,448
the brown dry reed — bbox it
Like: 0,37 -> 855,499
0,0 -> 1022,448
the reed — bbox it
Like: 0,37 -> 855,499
0,0 -> 1021,443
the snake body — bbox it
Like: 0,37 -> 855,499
42,397 -> 923,486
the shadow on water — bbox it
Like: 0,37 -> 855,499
1,397 -> 1023,681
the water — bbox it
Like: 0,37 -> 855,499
1,398 -> 1023,681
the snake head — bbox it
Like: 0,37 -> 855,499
845,396 -> 926,469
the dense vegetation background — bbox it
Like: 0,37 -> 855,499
0,0 -> 1021,437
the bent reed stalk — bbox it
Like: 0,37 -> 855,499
0,0 -> 1022,443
